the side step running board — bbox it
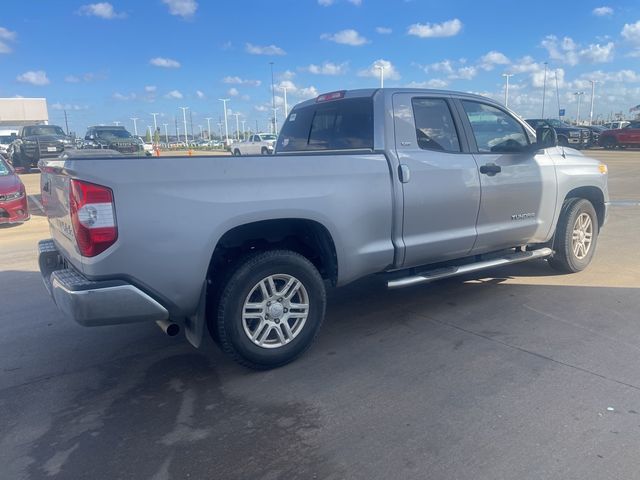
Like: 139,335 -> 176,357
387,247 -> 553,289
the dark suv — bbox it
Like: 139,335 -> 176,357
525,119 -> 590,149
8,124 -> 73,170
83,126 -> 145,155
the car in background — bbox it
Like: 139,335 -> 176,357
0,129 -> 18,159
583,125 -> 606,148
525,119 -> 590,148
0,156 -> 29,225
603,120 -> 630,130
231,133 -> 277,156
83,126 -> 146,156
8,124 -> 74,171
599,121 -> 640,149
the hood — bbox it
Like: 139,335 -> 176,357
0,173 -> 22,195
24,134 -> 68,142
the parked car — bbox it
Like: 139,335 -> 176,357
82,126 -> 146,156
599,121 -> 640,149
38,88 -> 608,370
8,124 -> 73,171
525,119 -> 590,149
0,128 -> 18,158
583,125 -> 606,148
0,156 -> 29,225
231,133 -> 277,156
603,120 -> 630,130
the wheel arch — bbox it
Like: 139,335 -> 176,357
564,186 -> 606,228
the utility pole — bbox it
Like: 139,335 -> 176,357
179,107 -> 189,144
205,117 -> 212,140
64,110 -> 69,134
163,123 -> 169,144
574,91 -> 585,125
501,73 -> 513,108
130,117 -> 139,136
555,70 -> 561,119
233,113 -> 241,140
269,62 -> 277,134
283,86 -> 288,118
541,61 -> 548,118
375,64 -> 385,88
150,113 -> 159,144
218,98 -> 230,144
588,80 -> 598,126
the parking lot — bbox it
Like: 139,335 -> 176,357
1,150 -> 640,479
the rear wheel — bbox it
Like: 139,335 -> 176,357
213,250 -> 326,369
602,137 -> 617,150
233,149 -> 241,156
261,147 -> 269,155
548,198 -> 598,273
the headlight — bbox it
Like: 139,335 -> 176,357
2,190 -> 24,201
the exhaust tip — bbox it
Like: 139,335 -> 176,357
156,319 -> 180,337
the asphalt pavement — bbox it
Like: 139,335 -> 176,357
1,150 -> 640,480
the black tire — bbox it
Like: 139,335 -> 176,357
233,149 -> 241,156
213,250 -> 326,370
548,198 -> 599,273
558,136 -> 569,147
261,147 -> 269,155
602,137 -> 617,150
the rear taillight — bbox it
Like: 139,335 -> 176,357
69,179 -> 117,257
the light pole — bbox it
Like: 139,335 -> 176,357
150,112 -> 159,144
198,125 -> 203,139
130,117 -> 139,136
179,107 -> 189,144
574,91 -> 585,125
218,99 -> 230,144
147,125 -> 153,142
269,62 -> 277,134
502,73 -> 513,108
217,122 -> 223,141
541,61 -> 548,118
282,86 -> 288,118
588,80 -> 598,126
205,117 -> 212,140
375,64 -> 384,88
113,121 -> 121,126
241,120 -> 246,140
272,108 -> 279,134
163,123 -> 169,144
233,113 -> 241,140
555,69 -> 561,119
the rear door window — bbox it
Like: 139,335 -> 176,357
411,98 -> 461,152
277,97 -> 373,152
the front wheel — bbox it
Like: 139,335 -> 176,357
601,137 -> 617,150
213,250 -> 327,369
261,147 -> 269,155
548,198 -> 599,273
233,149 -> 241,156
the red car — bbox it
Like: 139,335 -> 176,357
599,120 -> 640,149
0,156 -> 29,224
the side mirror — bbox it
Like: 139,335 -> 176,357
536,125 -> 558,149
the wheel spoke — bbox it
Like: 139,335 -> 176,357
256,324 -> 272,344
284,280 -> 302,300
274,324 -> 286,344
251,320 -> 267,341
281,321 -> 293,341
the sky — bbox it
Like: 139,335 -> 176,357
1,0 -> 640,136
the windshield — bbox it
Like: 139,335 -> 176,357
545,119 -> 570,128
95,129 -> 133,139
0,135 -> 14,144
259,134 -> 277,141
23,126 -> 66,137
0,159 -> 10,176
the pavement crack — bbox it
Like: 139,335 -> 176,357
408,308 -> 640,393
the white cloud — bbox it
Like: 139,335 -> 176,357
425,60 -> 455,74
451,66 -> 477,80
77,3 -> 126,19
16,70 -> 50,86
222,76 -> 261,86
196,90 -> 205,99
149,57 -> 181,68
112,92 -> 136,101
358,59 -> 401,81
593,6 -> 613,16
162,0 -> 197,18
321,29 -> 368,46
304,61 -> 348,75
479,50 -> 510,70
228,88 -> 239,96
622,21 -> 640,43
145,85 -> 157,92
318,0 -> 361,5
0,26 -> 17,53
279,70 -> 296,80
64,75 -> 80,83
51,103 -> 88,111
406,79 -> 449,89
245,43 -> 286,56
408,19 -> 462,38
541,35 -> 614,65
376,27 -> 392,34
165,90 -> 183,99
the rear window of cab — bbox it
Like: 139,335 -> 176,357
277,97 -> 373,152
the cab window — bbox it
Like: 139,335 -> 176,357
411,98 -> 461,152
462,101 -> 530,153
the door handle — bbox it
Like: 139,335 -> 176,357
479,163 -> 502,176
399,164 -> 411,183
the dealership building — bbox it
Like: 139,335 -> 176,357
0,98 -> 49,127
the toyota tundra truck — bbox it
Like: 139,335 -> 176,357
38,88 -> 609,369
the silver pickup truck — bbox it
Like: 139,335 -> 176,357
38,88 -> 609,369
